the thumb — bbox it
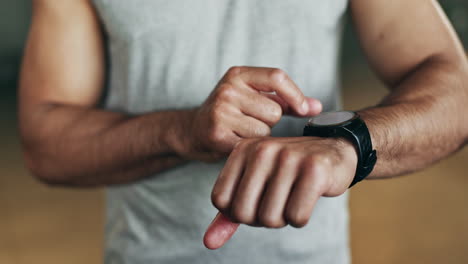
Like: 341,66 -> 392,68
203,212 -> 240,250
264,94 -> 322,117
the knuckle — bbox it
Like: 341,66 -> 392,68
303,155 -> 320,169
255,140 -> 277,157
269,68 -> 288,84
313,174 -> 330,193
258,214 -> 285,228
285,210 -> 309,228
211,191 -> 230,211
269,105 -> 283,123
291,217 -> 309,228
303,155 -> 331,170
224,66 -> 243,80
278,148 -> 297,164
225,66 -> 243,79
217,83 -> 237,101
232,206 -> 254,225
317,154 -> 333,167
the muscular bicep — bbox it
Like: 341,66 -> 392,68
350,0 -> 466,86
19,0 -> 105,111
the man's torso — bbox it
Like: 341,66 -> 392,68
92,1 -> 350,263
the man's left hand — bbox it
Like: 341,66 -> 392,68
211,136 -> 358,228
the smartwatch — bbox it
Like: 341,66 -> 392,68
303,111 -> 377,188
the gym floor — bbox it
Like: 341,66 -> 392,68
0,67 -> 467,264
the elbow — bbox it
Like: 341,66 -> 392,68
22,147 -> 75,187
18,105 -> 87,187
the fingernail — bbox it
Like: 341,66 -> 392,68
317,101 -> 323,113
312,100 -> 323,114
301,100 -> 309,115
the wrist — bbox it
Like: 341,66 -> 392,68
336,137 -> 359,163
336,138 -> 359,184
303,111 -> 377,187
314,137 -> 359,194
162,109 -> 197,158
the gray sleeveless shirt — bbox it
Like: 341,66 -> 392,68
92,1 -> 350,263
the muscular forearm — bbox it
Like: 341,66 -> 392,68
21,104 -> 192,187
20,67 -> 320,187
359,57 -> 468,178
59,154 -> 185,187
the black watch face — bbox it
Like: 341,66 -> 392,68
307,111 -> 357,127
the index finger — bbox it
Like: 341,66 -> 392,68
235,67 -> 310,115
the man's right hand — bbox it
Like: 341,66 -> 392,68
20,4 -> 322,186
173,66 -> 322,162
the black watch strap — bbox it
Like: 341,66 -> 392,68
303,115 -> 377,188
342,118 -> 377,187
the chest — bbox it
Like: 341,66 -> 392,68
93,0 -> 348,44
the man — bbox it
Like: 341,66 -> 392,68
19,0 -> 467,263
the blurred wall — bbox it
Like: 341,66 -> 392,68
0,1 -> 30,55
0,0 -> 31,99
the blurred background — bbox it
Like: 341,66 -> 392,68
0,1 -> 467,263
